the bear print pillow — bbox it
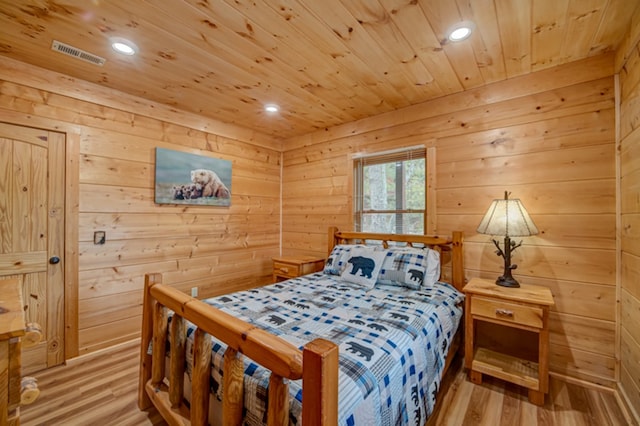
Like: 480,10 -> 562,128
340,246 -> 388,289
377,246 -> 440,289
324,244 -> 365,275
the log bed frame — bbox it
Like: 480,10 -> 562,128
138,227 -> 465,426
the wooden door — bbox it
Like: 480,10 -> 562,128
0,122 -> 65,373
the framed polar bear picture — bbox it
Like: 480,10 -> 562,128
154,147 -> 232,206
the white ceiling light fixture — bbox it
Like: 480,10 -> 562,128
447,21 -> 475,42
264,103 -> 280,113
110,37 -> 138,55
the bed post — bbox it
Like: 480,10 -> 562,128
327,226 -> 339,256
451,231 -> 465,291
138,273 -> 161,410
302,338 -> 339,426
192,328 -> 212,425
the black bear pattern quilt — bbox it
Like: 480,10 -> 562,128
177,272 -> 464,425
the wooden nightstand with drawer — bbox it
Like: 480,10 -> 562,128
272,255 -> 325,282
463,277 -> 554,406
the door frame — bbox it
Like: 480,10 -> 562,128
1,110 -> 81,360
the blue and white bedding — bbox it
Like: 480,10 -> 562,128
178,272 -> 464,426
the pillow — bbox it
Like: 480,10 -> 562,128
377,246 -> 441,289
323,244 -> 364,275
340,246 -> 388,289
424,248 -> 441,287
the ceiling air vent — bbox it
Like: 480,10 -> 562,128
51,40 -> 106,66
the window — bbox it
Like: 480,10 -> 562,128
353,147 -> 426,234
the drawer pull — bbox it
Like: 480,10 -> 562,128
495,308 -> 514,318
278,267 -> 289,273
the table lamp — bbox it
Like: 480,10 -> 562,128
477,191 -> 538,288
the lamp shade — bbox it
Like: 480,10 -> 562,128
477,192 -> 538,237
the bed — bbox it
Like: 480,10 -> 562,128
138,227 -> 465,425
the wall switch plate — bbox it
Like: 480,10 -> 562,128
94,231 -> 106,245
191,287 -> 198,297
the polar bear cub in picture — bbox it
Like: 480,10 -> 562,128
190,169 -> 231,198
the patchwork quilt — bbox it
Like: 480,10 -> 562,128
179,272 -> 464,426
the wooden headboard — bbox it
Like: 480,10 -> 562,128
327,226 -> 465,292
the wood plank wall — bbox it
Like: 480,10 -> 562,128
282,54 -> 617,387
617,6 -> 640,418
0,58 -> 282,356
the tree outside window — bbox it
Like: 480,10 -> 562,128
354,147 -> 426,234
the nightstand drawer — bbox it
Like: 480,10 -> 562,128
273,261 -> 299,278
273,256 -> 325,282
471,296 -> 543,329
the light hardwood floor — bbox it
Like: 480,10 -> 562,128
19,339 -> 635,426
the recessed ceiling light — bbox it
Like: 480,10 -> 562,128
110,37 -> 138,55
264,104 -> 279,113
447,22 -> 474,42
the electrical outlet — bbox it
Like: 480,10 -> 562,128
93,231 -> 106,245
191,287 -> 198,298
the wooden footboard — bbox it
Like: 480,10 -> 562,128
138,273 -> 339,426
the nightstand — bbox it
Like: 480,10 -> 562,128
463,277 -> 554,406
272,255 -> 325,282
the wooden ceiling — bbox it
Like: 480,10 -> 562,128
0,0 -> 636,139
